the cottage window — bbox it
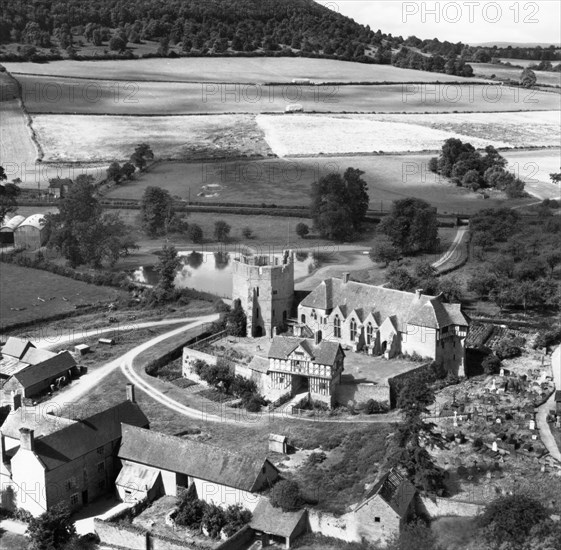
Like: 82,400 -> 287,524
96,446 -> 103,455
350,319 -> 357,341
366,323 -> 373,345
301,314 -> 306,323
97,462 -> 105,473
70,494 -> 79,507
273,290 -> 278,295
256,287 -> 259,296
66,478 -> 76,491
374,517 -> 381,523
334,315 -> 341,338
319,382 -> 327,391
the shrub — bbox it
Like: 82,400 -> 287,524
188,224 -> 203,243
270,480 -> 303,511
482,354 -> 501,374
495,341 -> 522,360
241,226 -> 253,239
295,222 -> 309,238
307,452 -> 327,465
27,504 -> 76,550
363,399 -> 389,414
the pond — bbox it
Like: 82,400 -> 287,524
131,250 -> 316,298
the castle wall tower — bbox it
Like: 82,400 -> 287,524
232,250 -> 294,337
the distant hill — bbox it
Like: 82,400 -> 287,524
471,42 -> 561,48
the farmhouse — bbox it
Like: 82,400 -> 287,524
0,339 -> 78,398
297,274 -> 469,376
116,424 -> 279,511
14,213 -> 47,250
0,214 -> 25,245
47,177 -> 72,198
353,469 -> 417,544
1,384 -> 149,516
264,334 -> 345,406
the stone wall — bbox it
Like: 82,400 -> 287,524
552,345 -> 560,389
334,382 -> 390,407
94,519 -> 147,550
215,525 -> 254,550
182,348 -> 217,383
307,509 -> 360,543
419,495 -> 484,518
387,361 -> 433,408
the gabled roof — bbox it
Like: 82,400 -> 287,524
250,497 -> 306,538
14,351 -> 76,389
115,461 -> 161,492
2,337 -> 35,360
21,347 -> 57,366
268,337 -> 343,367
1,408 -> 77,440
27,401 -> 149,471
0,355 -> 27,378
248,355 -> 269,374
362,470 -> 416,517
301,277 -> 468,329
16,214 -> 45,230
0,215 -> 25,231
118,425 -> 277,493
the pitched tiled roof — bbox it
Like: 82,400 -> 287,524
2,337 -> 35,360
0,356 -> 27,378
268,337 -> 343,367
301,277 -> 468,329
14,351 -> 77,389
250,497 -> 306,537
27,401 -> 148,471
118,425 -> 277,493
1,408 -> 77,440
116,461 -> 161,492
21,347 -> 58,366
248,356 -> 269,374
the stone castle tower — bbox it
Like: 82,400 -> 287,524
232,250 -> 294,337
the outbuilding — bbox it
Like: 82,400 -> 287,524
14,214 -> 47,250
269,434 -> 288,454
0,214 -> 25,245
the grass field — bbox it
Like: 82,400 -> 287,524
0,263 -> 125,329
15,75 -> 561,115
106,153 -> 540,213
31,113 -> 272,162
4,57 -> 484,84
471,62 -> 561,87
0,99 -> 38,175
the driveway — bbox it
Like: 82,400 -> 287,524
536,390 -> 561,463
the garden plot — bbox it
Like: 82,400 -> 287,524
256,111 -> 560,157
31,114 -> 273,162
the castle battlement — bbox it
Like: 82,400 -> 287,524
234,250 -> 294,268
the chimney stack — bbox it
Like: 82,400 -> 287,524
415,289 -> 423,298
12,391 -> 22,411
342,273 -> 350,284
315,331 -> 322,345
19,428 -> 35,452
126,383 -> 136,403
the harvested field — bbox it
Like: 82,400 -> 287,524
15,75 -> 560,115
3,57 -> 484,84
31,113 -> 273,162
0,263 -> 125,329
256,111 -> 560,156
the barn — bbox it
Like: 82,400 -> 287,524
14,214 -> 47,250
0,214 -> 25,245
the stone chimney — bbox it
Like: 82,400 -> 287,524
19,428 -> 35,452
272,326 -> 278,337
314,331 -> 322,345
12,391 -> 22,411
342,273 -> 350,284
126,383 -> 136,403
415,289 -> 423,298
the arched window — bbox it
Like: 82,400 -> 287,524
301,313 -> 306,323
350,318 -> 357,341
366,323 -> 373,345
312,309 -> 317,320
334,315 -> 341,338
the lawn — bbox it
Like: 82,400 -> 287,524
0,263 -> 125,330
16,75 -> 560,115
4,57 -> 483,84
256,111 -> 560,157
106,153 -> 538,214
431,516 -> 477,550
0,530 -> 29,550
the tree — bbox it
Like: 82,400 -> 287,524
437,275 -> 463,302
225,298 -> 247,336
270,480 -> 302,511
109,35 -> 126,52
397,373 -> 435,413
214,220 -> 231,242
241,226 -> 253,239
130,143 -> 154,171
106,161 -> 122,183
0,166 -> 21,222
140,186 -> 174,236
121,162 -> 136,180
155,245 -> 181,300
27,504 -> 76,550
478,494 -> 549,548
520,67 -> 537,88
370,235 -> 400,266
482,353 -> 501,374
386,265 -> 417,292
344,167 -> 369,231
295,222 -> 309,238
188,223 -> 203,244
378,198 -> 439,254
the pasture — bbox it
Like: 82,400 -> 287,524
3,57 -> 484,84
14,74 -> 561,115
256,111 -> 559,157
106,154 -> 537,214
471,62 -> 561,87
0,263 -> 125,329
